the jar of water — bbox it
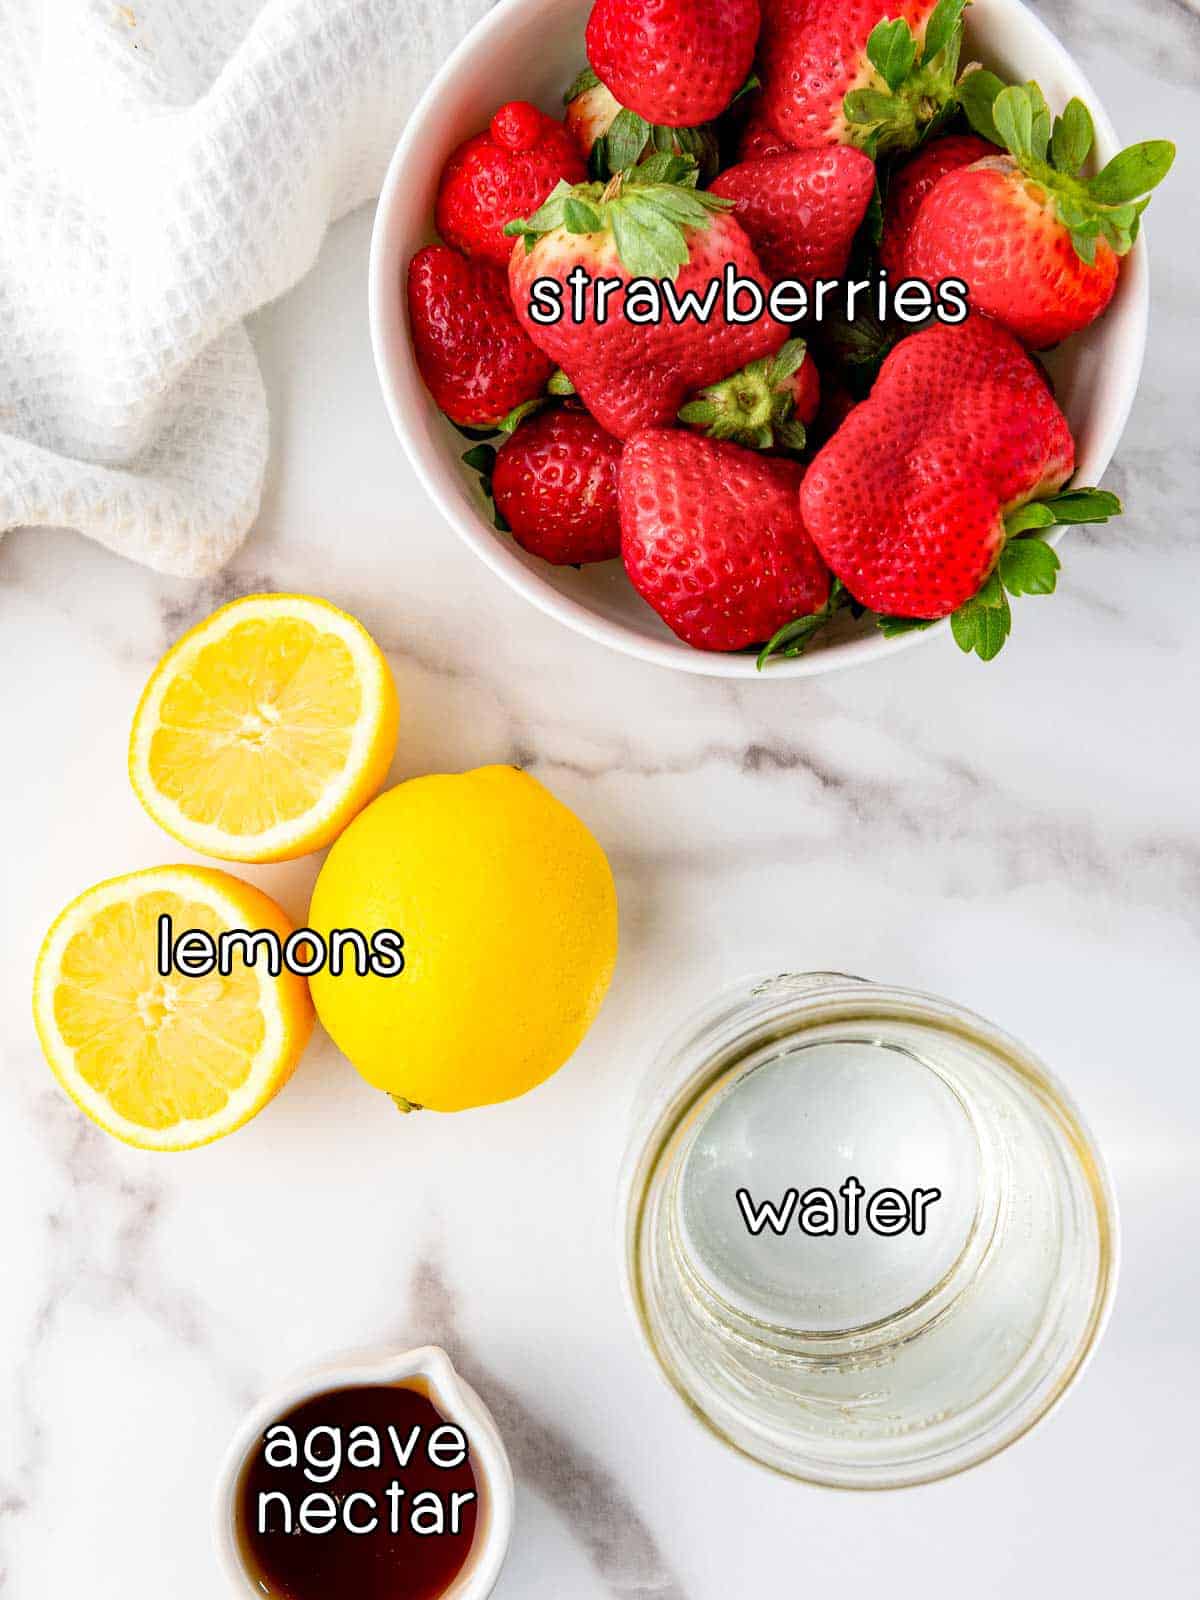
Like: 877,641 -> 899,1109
622,974 -> 1117,1488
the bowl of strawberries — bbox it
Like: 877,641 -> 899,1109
370,0 -> 1172,676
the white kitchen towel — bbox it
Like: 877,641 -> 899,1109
0,0 -> 491,577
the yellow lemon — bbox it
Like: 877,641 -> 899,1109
129,594 -> 399,863
307,766 -> 618,1112
33,866 -> 314,1150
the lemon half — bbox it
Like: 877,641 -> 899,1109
33,866 -> 314,1150
129,594 -> 399,863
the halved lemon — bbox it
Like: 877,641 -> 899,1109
129,594 -> 399,863
33,866 -> 314,1151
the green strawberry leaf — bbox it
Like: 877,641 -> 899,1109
867,18 -> 917,92
993,83 -> 1050,164
757,583 -> 850,669
461,442 -> 511,530
991,84 -> 1031,159
504,180 -> 575,242
951,572 -> 1012,661
771,337 -> 809,383
462,442 -> 497,487
756,613 -> 828,667
732,72 -> 762,104
921,0 -> 966,66
607,107 -> 652,172
1072,227 -> 1099,265
1088,140 -> 1176,203
1051,98 -> 1095,176
563,196 -> 603,233
776,418 -> 808,452
612,198 -> 688,278
1027,83 -> 1052,162
957,67 -> 1006,144
547,368 -> 576,396
1004,502 -> 1058,536
1035,487 -> 1123,523
998,534 -> 1060,596
876,615 -> 936,638
564,65 -> 601,103
507,167 -> 728,280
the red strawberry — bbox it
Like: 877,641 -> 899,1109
739,111 -> 793,162
565,74 -> 625,160
492,409 -> 622,564
679,337 -> 819,449
408,246 -> 553,427
759,0 -> 964,155
800,316 -> 1122,658
878,132 -> 992,275
506,159 -> 788,439
903,83 -> 1174,347
436,101 -> 587,265
586,0 -> 761,128
620,429 -> 830,651
710,147 -> 876,285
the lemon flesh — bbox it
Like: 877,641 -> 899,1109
129,594 -> 399,863
307,766 -> 618,1112
33,866 -> 314,1150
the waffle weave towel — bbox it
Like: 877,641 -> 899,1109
0,0 -> 489,576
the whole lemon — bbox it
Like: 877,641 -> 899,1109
307,766 -> 618,1112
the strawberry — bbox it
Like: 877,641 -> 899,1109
903,82 -> 1174,347
407,246 -> 554,427
710,147 -> 877,285
799,316 -> 1122,659
739,111 -> 793,162
563,68 -> 720,181
565,72 -> 626,160
759,0 -> 968,156
491,409 -> 623,564
586,0 -> 761,128
505,157 -> 789,439
436,101 -> 587,265
679,337 -> 819,450
878,132 -> 992,275
620,429 -> 830,651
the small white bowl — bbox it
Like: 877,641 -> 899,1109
213,1345 -> 513,1599
369,0 -> 1149,678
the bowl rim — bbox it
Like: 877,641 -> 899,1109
369,0 -> 1150,680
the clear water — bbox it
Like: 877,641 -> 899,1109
677,1039 -> 983,1333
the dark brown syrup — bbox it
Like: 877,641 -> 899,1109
236,1383 -> 479,1600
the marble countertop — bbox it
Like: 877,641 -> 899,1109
3,3 -> 1199,1595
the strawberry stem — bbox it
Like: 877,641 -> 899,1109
842,0 -> 967,156
504,156 -> 731,280
679,340 -> 810,452
963,80 -> 1174,261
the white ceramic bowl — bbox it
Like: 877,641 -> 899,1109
369,0 -> 1148,678
214,1345 -> 513,1599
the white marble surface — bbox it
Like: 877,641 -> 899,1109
3,3 -> 1200,1595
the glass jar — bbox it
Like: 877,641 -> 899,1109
621,973 -> 1118,1489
